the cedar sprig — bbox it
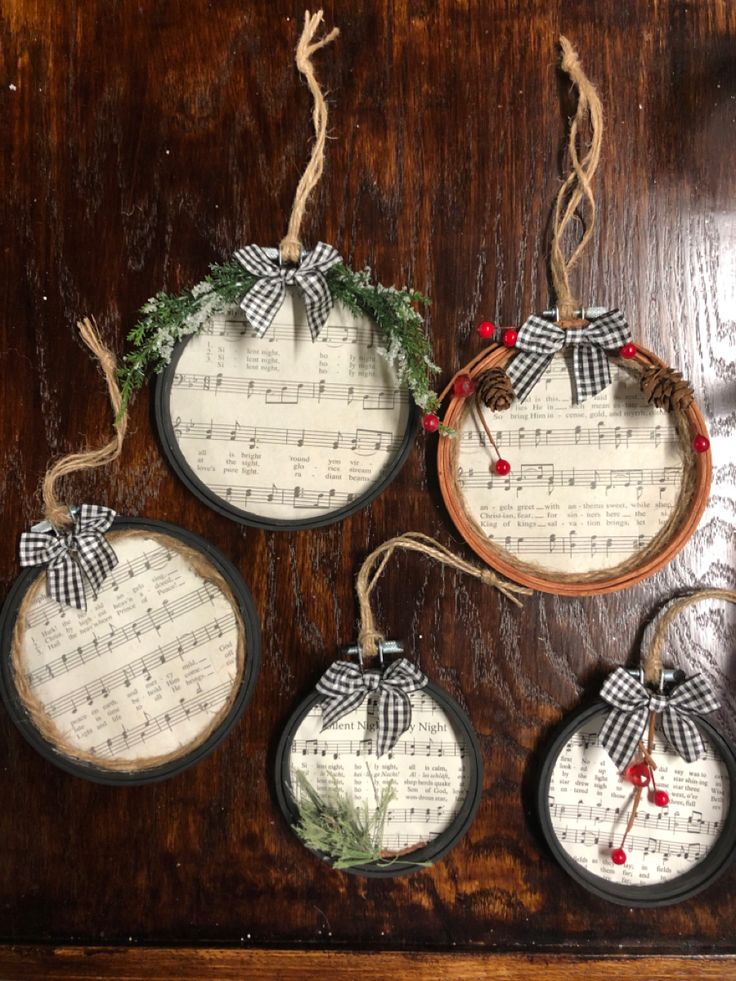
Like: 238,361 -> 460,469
117,259 -> 448,430
291,770 -> 429,870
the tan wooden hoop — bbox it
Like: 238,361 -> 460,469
437,344 -> 712,596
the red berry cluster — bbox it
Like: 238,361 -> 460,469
611,760 -> 669,866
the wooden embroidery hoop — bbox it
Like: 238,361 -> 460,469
437,38 -> 711,595
437,343 -> 711,596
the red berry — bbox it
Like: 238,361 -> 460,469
693,434 -> 710,454
620,343 -> 637,359
611,848 -> 627,866
502,329 -> 518,347
477,320 -> 495,338
495,458 -> 511,476
422,413 -> 440,432
625,762 -> 650,787
654,790 -> 670,807
453,374 -> 476,398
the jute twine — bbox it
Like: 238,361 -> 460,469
641,588 -> 736,686
15,319 -> 247,770
551,36 -> 603,323
279,10 -> 339,264
42,317 -> 127,529
355,532 -> 531,660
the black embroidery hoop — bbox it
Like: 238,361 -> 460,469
537,590 -> 736,906
0,516 -> 262,786
536,695 -> 736,907
273,641 -> 484,878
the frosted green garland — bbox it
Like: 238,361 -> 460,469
118,260 -> 450,432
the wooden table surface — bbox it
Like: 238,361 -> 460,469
1,1 -> 735,977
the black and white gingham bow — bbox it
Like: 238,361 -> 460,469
19,504 -> 118,612
234,241 -> 342,340
316,657 -> 429,758
507,309 -> 632,403
599,667 -> 720,772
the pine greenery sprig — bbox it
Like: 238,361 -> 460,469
291,770 -> 425,870
118,260 -> 450,430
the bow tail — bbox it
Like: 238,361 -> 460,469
240,278 -> 286,337
46,554 -> 88,612
661,708 -> 707,764
297,271 -> 334,340
319,689 -> 367,731
76,532 -> 118,596
375,688 -> 413,758
598,704 -> 650,771
573,345 -> 612,403
506,352 -> 555,404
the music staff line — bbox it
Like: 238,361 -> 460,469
43,613 -> 237,720
462,423 -> 680,451
90,679 -> 233,758
290,738 -> 467,760
172,418 -> 402,456
25,545 -> 176,630
171,372 -> 410,410
555,824 -> 705,862
567,730 -> 723,765
549,798 -> 721,838
26,582 -> 221,689
203,319 -> 378,348
458,463 -> 682,497
306,692 -> 445,718
486,531 -> 654,557
211,483 -> 357,511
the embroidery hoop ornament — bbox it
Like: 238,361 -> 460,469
437,37 -> 711,596
0,319 -> 260,785
274,533 -> 529,876
119,11 -> 447,532
537,589 -> 736,906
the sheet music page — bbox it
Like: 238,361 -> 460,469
456,352 -> 684,573
548,711 -> 729,885
14,532 -> 243,768
289,689 -> 473,853
167,293 -> 413,521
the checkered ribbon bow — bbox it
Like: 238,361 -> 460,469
316,657 -> 429,758
599,667 -> 720,772
234,241 -> 342,340
19,504 -> 118,612
506,309 -> 632,403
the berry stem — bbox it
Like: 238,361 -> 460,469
472,395 -> 503,464
618,712 -> 657,851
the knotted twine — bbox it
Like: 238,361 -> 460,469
550,36 -> 603,323
279,10 -> 340,264
356,532 -> 531,660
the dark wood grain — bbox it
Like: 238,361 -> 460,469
0,0 -> 734,966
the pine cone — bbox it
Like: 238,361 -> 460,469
476,367 -> 515,411
640,365 -> 694,412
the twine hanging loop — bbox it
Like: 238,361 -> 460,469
279,10 -> 340,264
42,318 -> 127,529
550,36 -> 604,322
356,532 -> 531,659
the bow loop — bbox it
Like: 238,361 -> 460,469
506,309 -> 632,404
19,504 -> 118,611
234,241 -> 342,340
316,656 -> 429,757
598,666 -> 719,771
